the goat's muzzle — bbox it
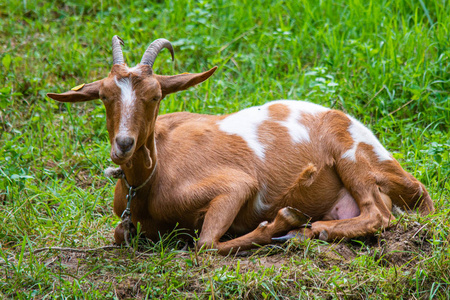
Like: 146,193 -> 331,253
111,135 -> 136,164
116,136 -> 135,152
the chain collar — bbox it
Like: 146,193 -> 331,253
120,160 -> 158,220
120,160 -> 158,192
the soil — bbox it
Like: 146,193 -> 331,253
314,221 -> 432,267
35,221 -> 433,299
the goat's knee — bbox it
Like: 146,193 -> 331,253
114,222 -> 137,245
114,223 -> 125,245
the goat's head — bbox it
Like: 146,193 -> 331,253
48,36 -> 217,166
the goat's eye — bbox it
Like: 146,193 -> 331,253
152,96 -> 160,102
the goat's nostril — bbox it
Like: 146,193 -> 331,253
116,136 -> 135,153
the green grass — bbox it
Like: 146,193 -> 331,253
1,0 -> 449,298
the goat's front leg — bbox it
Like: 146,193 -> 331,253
193,170 -> 258,254
113,221 -> 137,245
196,171 -> 310,255
199,206 -> 308,255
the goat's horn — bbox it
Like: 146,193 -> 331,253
140,39 -> 174,68
112,35 -> 125,65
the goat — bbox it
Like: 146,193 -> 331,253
47,36 -> 434,255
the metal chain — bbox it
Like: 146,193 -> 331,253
119,161 -> 158,246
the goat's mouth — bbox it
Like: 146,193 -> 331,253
110,146 -> 134,165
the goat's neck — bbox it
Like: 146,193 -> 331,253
120,135 -> 158,191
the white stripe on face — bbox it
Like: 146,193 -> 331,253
114,76 -> 136,135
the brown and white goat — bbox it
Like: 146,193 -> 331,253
48,36 -> 434,254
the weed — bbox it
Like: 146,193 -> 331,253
1,0 -> 449,298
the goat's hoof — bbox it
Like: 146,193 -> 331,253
272,229 -> 309,243
318,230 -> 329,241
272,232 -> 297,243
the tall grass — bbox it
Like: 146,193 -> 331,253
1,0 -> 449,298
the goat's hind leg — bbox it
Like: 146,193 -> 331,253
271,189 -> 393,243
379,161 -> 434,216
309,185 -> 394,241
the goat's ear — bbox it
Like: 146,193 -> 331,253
155,67 -> 217,98
47,80 -> 103,102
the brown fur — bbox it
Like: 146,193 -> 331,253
48,53 -> 434,255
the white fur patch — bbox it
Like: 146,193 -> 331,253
104,166 -> 123,178
218,100 -> 328,159
218,103 -> 269,159
128,65 -> 142,75
253,183 -> 270,214
114,76 -> 136,134
341,117 -> 392,162
275,100 -> 328,144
